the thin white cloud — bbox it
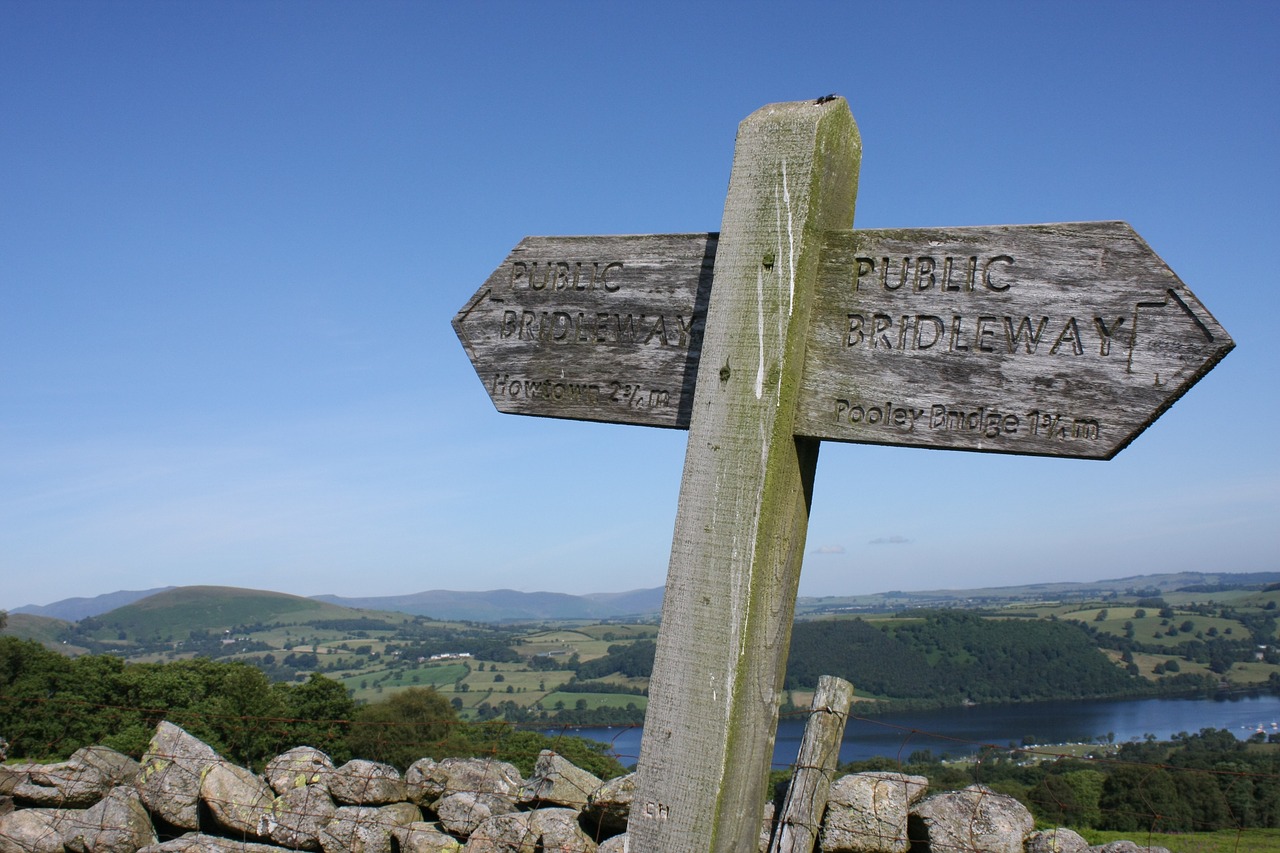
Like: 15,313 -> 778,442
869,535 -> 912,546
811,545 -> 845,555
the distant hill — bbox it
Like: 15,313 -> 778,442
793,570 -> 1280,616
1,612 -> 82,650
83,586 -> 363,641
312,587 -> 664,622
11,587 -> 174,621
11,571 -> 1280,627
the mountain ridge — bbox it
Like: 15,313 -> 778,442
8,570 -> 1279,625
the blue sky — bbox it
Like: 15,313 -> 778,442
2,2 -> 1276,610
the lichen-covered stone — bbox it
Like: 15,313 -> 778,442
406,758 -> 522,808
199,761 -> 273,840
63,787 -> 157,853
263,748 -> 334,797
1027,827 -> 1090,853
909,784 -> 1033,853
433,791 -> 516,838
461,811 -> 536,853
318,802 -> 421,853
580,772 -> 632,840
259,784 -> 335,850
136,832 -> 288,852
136,722 -> 221,831
820,771 -> 928,853
1088,842 -> 1172,853
526,808 -> 597,853
392,821 -> 463,853
328,760 -> 407,806
0,807 -> 74,853
516,751 -> 601,810
13,747 -> 140,809
0,766 -> 38,799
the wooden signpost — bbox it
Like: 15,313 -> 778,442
453,98 -> 1233,852
454,228 -> 1230,459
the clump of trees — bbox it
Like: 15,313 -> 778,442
784,611 -> 1143,705
0,637 -> 622,779
839,728 -> 1280,833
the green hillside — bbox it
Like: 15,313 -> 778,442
81,586 -> 376,642
785,611 -> 1143,704
1,612 -> 80,650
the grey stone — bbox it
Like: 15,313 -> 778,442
526,808 -> 597,852
909,784 -> 1033,853
580,772 -> 633,840
136,722 -> 222,831
461,811 -> 536,853
597,834 -> 627,853
1089,842 -> 1172,853
0,766 -> 36,798
451,808 -> 599,853
13,747 -> 140,808
318,802 -> 421,853
820,771 -> 928,853
405,758 -> 522,807
199,761 -> 274,839
259,784 -> 335,850
392,821 -> 464,853
63,787 -> 157,853
0,807 -> 73,853
328,760 -> 407,806
516,751 -> 601,810
433,791 -> 517,838
1027,827 -> 1091,853
136,833 -> 288,852
263,748 -> 334,797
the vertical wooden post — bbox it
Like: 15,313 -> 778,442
628,98 -> 861,853
768,676 -> 856,853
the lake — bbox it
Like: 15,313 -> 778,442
555,692 -> 1280,769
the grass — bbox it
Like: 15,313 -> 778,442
1077,828 -> 1280,853
518,629 -> 620,661
541,691 -> 648,711
339,662 -> 470,702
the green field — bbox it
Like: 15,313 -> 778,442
1078,829 -> 1280,853
541,692 -> 647,711
8,575 -> 1280,728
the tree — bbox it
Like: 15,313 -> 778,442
1029,774 -> 1082,826
279,674 -> 355,763
346,687 -> 464,770
1062,769 -> 1105,828
1099,765 -> 1191,832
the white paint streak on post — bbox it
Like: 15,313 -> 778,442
768,676 -> 856,853
627,98 -> 861,853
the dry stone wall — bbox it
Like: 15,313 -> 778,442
0,722 -> 1170,853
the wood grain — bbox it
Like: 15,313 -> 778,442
768,675 -> 855,853
627,97 -> 861,853
796,222 -> 1234,458
452,233 -> 715,428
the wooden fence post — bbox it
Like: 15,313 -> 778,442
768,676 -> 856,853
627,98 -> 861,852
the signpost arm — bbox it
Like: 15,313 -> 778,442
628,98 -> 861,852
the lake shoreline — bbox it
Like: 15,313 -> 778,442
550,691 -> 1280,768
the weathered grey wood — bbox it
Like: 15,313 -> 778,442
454,223 -> 1233,455
797,223 -> 1235,458
769,675 -> 855,853
452,233 -> 716,428
627,97 -> 861,853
